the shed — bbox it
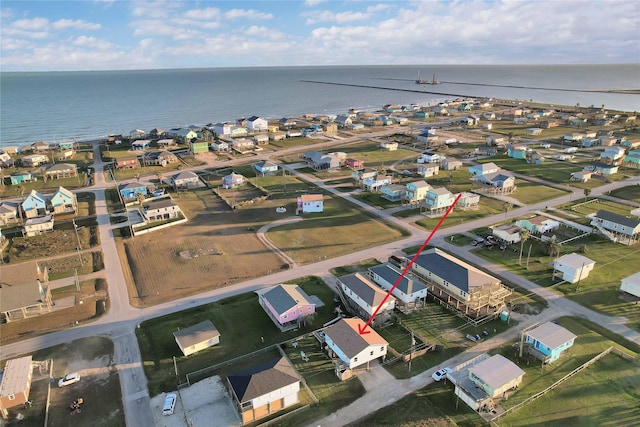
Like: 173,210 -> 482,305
173,320 -> 220,356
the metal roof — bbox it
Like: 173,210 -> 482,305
595,210 -> 640,228
338,273 -> 390,307
261,284 -> 314,316
526,322 -> 577,349
469,354 -> 524,390
368,264 -> 426,295
173,320 -> 220,349
0,356 -> 33,398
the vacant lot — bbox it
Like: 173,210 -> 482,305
508,180 -> 569,205
608,184 -> 640,203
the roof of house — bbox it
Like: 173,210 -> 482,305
622,271 -> 640,286
144,199 -> 178,211
261,284 -> 315,315
173,320 -> 220,349
338,272 -> 390,307
228,357 -> 300,403
428,187 -> 454,196
300,194 -> 323,202
413,248 -> 499,292
119,182 -> 147,190
51,186 -> 74,200
0,356 -> 33,398
369,263 -> 426,295
172,171 -> 198,181
24,215 -> 53,227
46,163 -> 76,172
526,322 -> 577,349
255,160 -> 278,169
0,282 -> 44,312
408,180 -> 431,189
555,253 -> 596,268
595,210 -> 640,228
470,162 -> 499,172
323,318 -> 388,359
524,215 -> 553,226
23,190 -> 47,205
469,354 -> 525,390
0,201 -> 19,213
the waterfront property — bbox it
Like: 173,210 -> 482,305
256,284 -> 316,332
524,322 -> 577,363
227,357 -> 301,425
173,320 -> 220,356
44,163 -> 78,180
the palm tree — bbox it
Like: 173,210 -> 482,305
546,237 -> 560,258
156,171 -> 164,186
136,192 -> 146,206
583,188 -> 591,202
503,202 -> 513,220
518,229 -> 529,266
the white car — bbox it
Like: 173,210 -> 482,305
432,367 -> 452,382
58,372 -> 81,387
162,393 -> 177,416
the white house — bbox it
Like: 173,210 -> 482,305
323,318 -> 388,372
142,199 -> 182,222
553,253 -> 596,283
172,171 -> 200,190
368,263 -> 427,310
468,162 -> 500,176
296,194 -> 323,214
421,152 -> 443,163
246,116 -> 269,132
619,272 -> 640,298
173,320 -> 220,356
227,357 -> 301,425
338,272 -> 395,323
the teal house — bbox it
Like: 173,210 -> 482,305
524,322 -> 577,363
10,171 -> 33,185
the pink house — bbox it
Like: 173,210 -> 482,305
345,158 -> 364,169
257,284 -> 316,332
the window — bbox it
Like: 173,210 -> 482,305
354,357 -> 358,362
8,394 -> 15,401
283,314 -> 288,319
370,351 -> 374,356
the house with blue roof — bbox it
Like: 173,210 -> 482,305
622,150 -> 640,169
119,182 -> 148,200
256,284 -> 316,332
337,272 -> 395,324
254,160 -> 279,176
21,190 -> 48,219
524,322 -> 577,363
368,263 -> 427,312
410,248 -> 512,317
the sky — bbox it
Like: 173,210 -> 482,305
1,0 -> 639,71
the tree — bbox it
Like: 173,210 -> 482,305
40,167 -> 47,183
583,188 -> 591,202
518,229 -> 529,266
156,171 -> 164,186
546,237 -> 560,258
503,202 -> 513,220
136,192 -> 146,206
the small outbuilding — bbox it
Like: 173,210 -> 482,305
173,320 -> 220,356
620,272 -> 640,299
553,253 -> 595,284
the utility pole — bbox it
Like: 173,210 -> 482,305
72,219 -> 84,266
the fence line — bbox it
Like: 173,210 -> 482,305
491,346 -> 615,424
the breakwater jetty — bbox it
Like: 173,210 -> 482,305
300,80 -> 473,98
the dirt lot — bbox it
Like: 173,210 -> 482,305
120,188 -> 287,307
150,376 -> 240,427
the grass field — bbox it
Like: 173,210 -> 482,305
411,196 -> 506,230
267,196 -> 408,264
508,180 -> 570,205
608,184 -> 640,203
136,276 -> 341,395
478,155 -> 586,185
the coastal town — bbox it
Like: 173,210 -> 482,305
1,97 -> 639,427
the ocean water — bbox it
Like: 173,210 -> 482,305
1,64 -> 638,148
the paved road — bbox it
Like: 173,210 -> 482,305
1,130 -> 639,427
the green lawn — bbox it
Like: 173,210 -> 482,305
495,317 -> 639,427
411,196 -> 505,230
136,276 -> 339,395
608,184 -> 640,203
478,155 -> 586,184
508,180 -> 570,205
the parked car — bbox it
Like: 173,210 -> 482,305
470,238 -> 484,246
432,367 -> 453,381
58,372 -> 81,387
162,393 -> 177,416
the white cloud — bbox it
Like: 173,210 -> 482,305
304,0 -> 328,6
72,35 -> 113,49
131,1 -> 180,19
183,7 -> 221,20
12,17 -> 49,31
52,19 -> 101,31
223,9 -> 273,21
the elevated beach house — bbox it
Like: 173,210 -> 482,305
524,322 -> 577,363
257,284 -> 316,332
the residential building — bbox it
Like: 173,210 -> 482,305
468,162 -> 500,176
472,171 -> 516,191
352,168 -> 377,183
256,284 -> 316,331
379,141 -> 398,151
490,225 -> 522,243
0,356 -> 33,419
586,162 -> 619,175
424,187 -> 457,211
232,138 -> 255,152
322,318 -> 388,375
458,192 -> 480,208
211,141 -> 230,151
190,140 -> 209,155
524,322 -> 577,363
368,263 -> 427,311
515,215 -> 560,234
421,152 -> 443,163
253,134 -> 269,145
172,171 -> 199,190
143,151 -> 178,166
254,160 -> 279,175
44,163 -> 77,180
227,357 -> 301,425
417,163 -> 439,178
553,253 -> 596,283
20,154 -> 49,167
600,146 -> 626,162
442,157 -> 463,171
49,186 -> 77,215
142,199 -> 181,222
0,202 -> 19,226
337,273 -> 395,323
131,139 -> 151,150
119,182 -> 148,200
345,159 -> 364,169
302,151 -> 344,170
411,248 -> 512,317
590,209 -> 640,244
246,116 -> 269,132
362,174 -> 392,192
619,272 -> 640,298
222,172 -> 246,189
380,184 -> 405,202
21,190 -> 48,219
296,194 -> 323,214
404,181 -> 432,205
9,171 -> 33,185
507,145 -> 528,159
129,129 -> 146,139
157,138 -> 176,148
23,215 -> 54,237
115,156 -> 140,169
173,320 -> 220,357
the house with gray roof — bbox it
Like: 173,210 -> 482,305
337,273 -> 395,323
142,198 -> 181,222
471,171 -> 515,191
0,356 -> 33,418
411,248 -> 512,317
44,163 -> 77,180
590,209 -> 640,245
302,151 -> 344,170
524,322 -> 577,363
0,281 -> 52,322
171,171 -> 199,190
368,263 -> 427,311
256,284 -> 316,332
227,357 -> 301,425
173,320 -> 220,356
322,318 -> 388,375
